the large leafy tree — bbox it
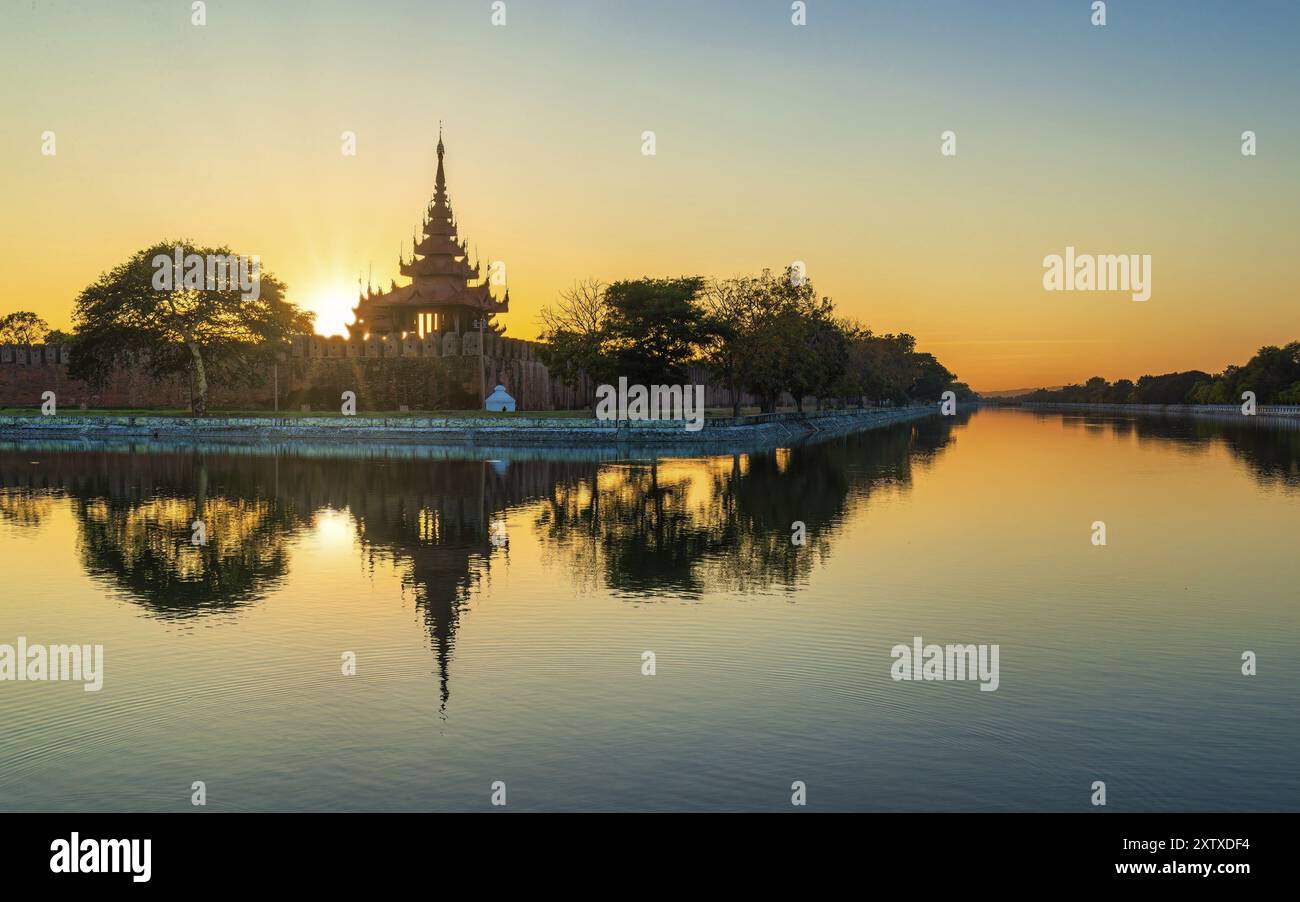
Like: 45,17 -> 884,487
737,268 -> 841,413
778,284 -> 845,411
0,311 -> 50,346
602,276 -> 706,385
69,240 -> 313,415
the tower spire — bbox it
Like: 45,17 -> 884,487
434,125 -> 447,202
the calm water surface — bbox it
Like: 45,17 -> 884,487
1,408 -> 1297,811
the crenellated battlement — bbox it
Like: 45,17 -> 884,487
0,344 -> 70,366
289,333 -> 544,362
0,336 -> 546,367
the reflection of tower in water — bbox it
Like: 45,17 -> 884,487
287,454 -> 592,715
341,458 -> 588,715
353,488 -> 494,716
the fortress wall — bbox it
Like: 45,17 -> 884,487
0,338 -> 587,412
0,344 -> 271,409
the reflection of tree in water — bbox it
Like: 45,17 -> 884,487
536,414 -> 967,598
0,417 -> 968,705
1151,418 -> 1300,487
77,495 -> 291,618
0,490 -> 55,529
0,449 -> 295,616
73,454 -> 295,617
0,453 -> 67,528
1057,412 -> 1300,488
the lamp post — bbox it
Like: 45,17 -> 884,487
274,348 -> 287,414
474,317 -> 487,409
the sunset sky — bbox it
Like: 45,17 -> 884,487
1,0 -> 1296,391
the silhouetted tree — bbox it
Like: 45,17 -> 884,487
538,278 -> 613,410
68,240 -> 313,415
603,276 -> 707,385
0,311 -> 49,345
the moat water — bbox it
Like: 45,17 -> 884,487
1,408 -> 1297,811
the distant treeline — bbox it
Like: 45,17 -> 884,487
1017,342 -> 1300,405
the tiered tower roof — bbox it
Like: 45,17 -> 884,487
349,131 -> 509,337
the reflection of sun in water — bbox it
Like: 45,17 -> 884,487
313,509 -> 355,548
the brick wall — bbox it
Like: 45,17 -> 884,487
0,336 -> 818,413
0,336 -> 590,412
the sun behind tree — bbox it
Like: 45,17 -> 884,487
68,241 -> 314,415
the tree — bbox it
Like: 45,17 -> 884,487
949,381 -> 978,401
700,276 -> 761,415
724,270 -> 790,413
69,240 -> 313,416
536,267 -> 965,415
767,272 -> 844,412
1105,378 -> 1135,403
0,311 -> 50,346
856,333 -> 917,406
1279,381 -> 1300,404
603,277 -> 706,385
1130,371 -> 1211,404
909,352 -> 957,402
1234,343 -> 1300,403
1083,376 -> 1109,402
832,320 -> 872,407
537,278 -> 613,410
727,268 -> 850,413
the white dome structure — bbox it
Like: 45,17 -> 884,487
485,384 -> 516,412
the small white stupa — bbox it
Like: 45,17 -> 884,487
485,384 -> 516,412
